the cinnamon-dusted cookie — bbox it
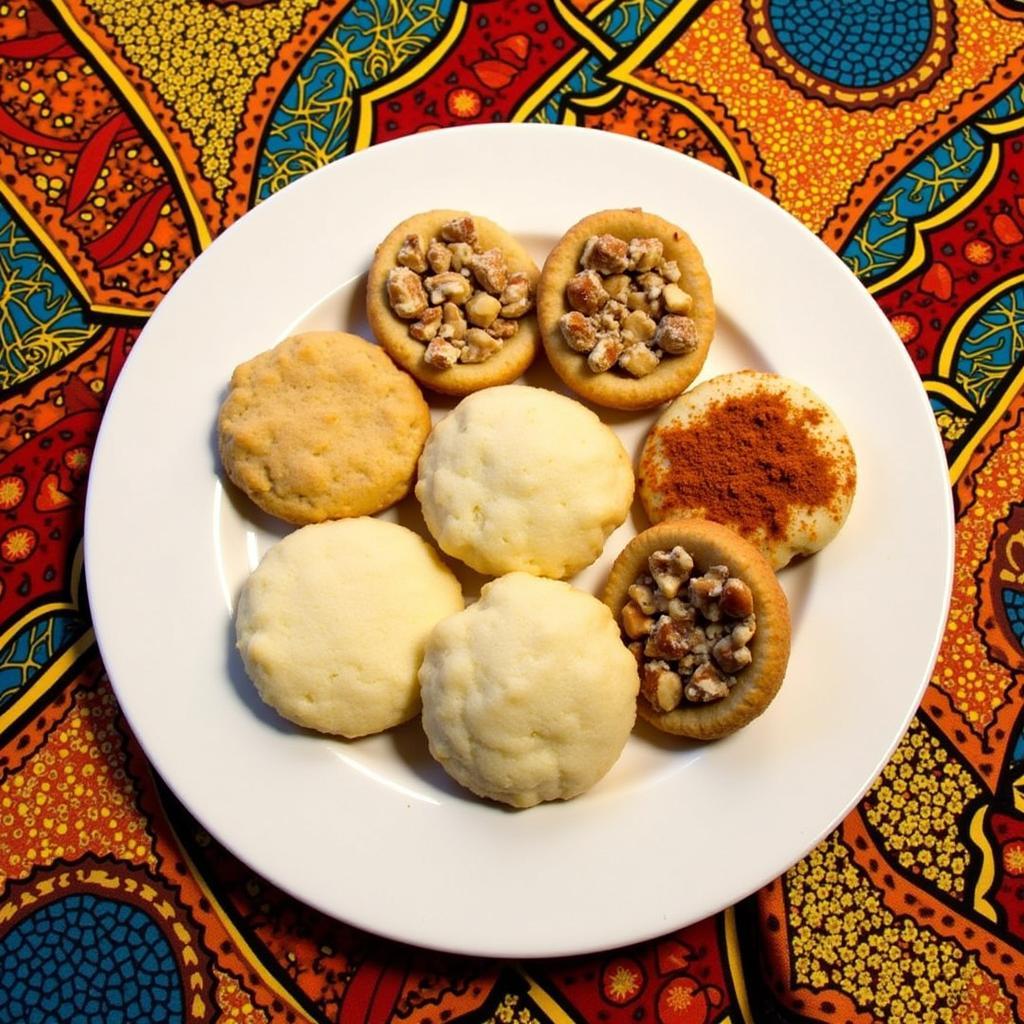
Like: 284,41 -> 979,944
537,209 -> 715,410
218,331 -> 430,524
639,371 -> 856,569
367,210 -> 540,395
604,520 -> 791,740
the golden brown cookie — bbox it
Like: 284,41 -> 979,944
639,371 -> 857,569
604,520 -> 791,740
218,331 -> 430,524
537,209 -> 714,410
366,210 -> 540,395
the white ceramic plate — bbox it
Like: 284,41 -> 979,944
85,125 -> 953,958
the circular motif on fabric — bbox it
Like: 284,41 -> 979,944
744,0 -> 955,109
1,894 -> 184,1023
0,857 -> 214,1024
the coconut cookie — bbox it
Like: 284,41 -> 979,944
604,520 -> 791,740
367,210 -> 540,395
236,518 -> 463,738
639,371 -> 856,569
218,331 -> 431,524
420,573 -> 639,807
537,209 -> 715,410
415,385 -> 634,578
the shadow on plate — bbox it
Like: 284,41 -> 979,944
387,717 -> 522,812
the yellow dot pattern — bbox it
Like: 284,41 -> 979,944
82,0 -> 321,194
863,719 -> 979,897
0,679 -> 154,880
213,968 -> 271,1024
932,424 -> 1022,728
950,964 -> 1016,1024
655,0 -> 1024,231
787,832 -> 974,1021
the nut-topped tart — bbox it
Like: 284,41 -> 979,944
367,210 -> 540,395
537,209 -> 715,410
604,520 -> 791,740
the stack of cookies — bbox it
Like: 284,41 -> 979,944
219,209 -> 857,809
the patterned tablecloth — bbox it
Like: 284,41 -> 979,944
1,1 -> 1024,1021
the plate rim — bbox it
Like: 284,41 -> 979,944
84,123 -> 955,957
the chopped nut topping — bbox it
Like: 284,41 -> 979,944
387,267 -> 428,320
396,234 -> 427,273
655,314 -> 698,355
622,601 -> 655,639
559,311 -> 597,353
439,216 -> 477,244
385,215 -> 533,368
488,317 -> 518,340
426,239 -> 452,274
469,248 -> 508,295
425,271 -> 472,306
409,306 -> 442,342
587,334 -> 623,373
685,663 -> 730,703
499,272 -> 533,318
460,327 -> 503,363
641,661 -> 683,713
619,344 -> 660,378
466,291 -> 501,328
562,232 -> 701,377
622,547 -> 756,711
424,338 -> 460,369
566,270 -> 608,315
581,234 -> 630,274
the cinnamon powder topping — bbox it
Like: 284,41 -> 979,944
643,389 -> 851,540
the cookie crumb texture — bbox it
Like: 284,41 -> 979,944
415,385 -> 634,578
420,573 -> 639,807
236,518 -> 463,738
218,331 -> 431,524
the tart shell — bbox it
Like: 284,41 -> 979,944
603,519 -> 791,740
366,209 -> 540,396
537,209 -> 715,410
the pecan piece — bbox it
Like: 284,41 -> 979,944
460,327 -> 503,363
566,270 -> 608,315
386,267 -> 428,320
641,660 -> 683,713
627,582 -> 659,615
559,311 -> 597,353
447,241 -> 474,271
499,271 -> 532,317
618,344 -> 660,378
712,635 -> 753,673
423,338 -> 460,369
662,283 -> 693,314
655,315 -> 698,355
720,578 -> 754,619
409,306 -> 442,342
684,663 -> 730,703
426,239 -> 452,274
621,601 -> 655,639
425,271 -> 472,306
469,248 -> 508,295
581,233 -> 629,274
487,317 -> 518,340
628,236 -> 663,272
439,216 -> 477,244
621,309 -> 657,346
649,547 -> 694,598
587,333 -> 622,373
644,616 -> 689,659
465,291 -> 502,328
396,234 -> 427,273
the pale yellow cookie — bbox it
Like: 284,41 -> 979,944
604,520 -> 791,740
420,573 -> 639,807
236,518 -> 463,738
639,371 -> 857,569
218,331 -> 430,524
537,209 -> 714,410
415,385 -> 634,578
367,210 -> 540,395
